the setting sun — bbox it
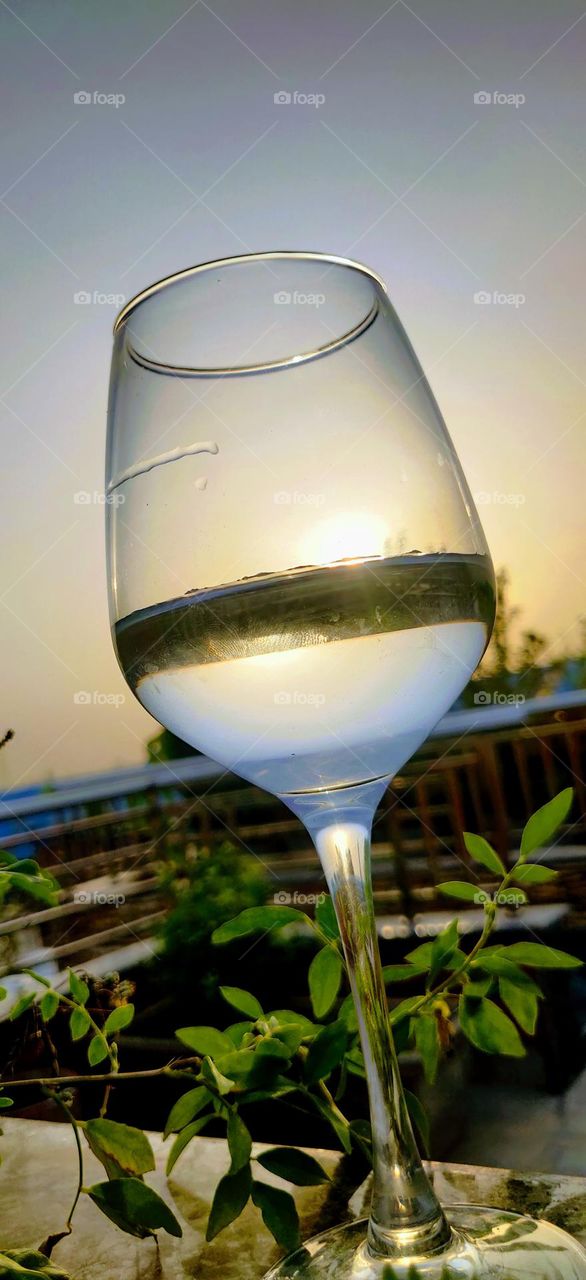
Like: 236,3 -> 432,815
302,511 -> 389,565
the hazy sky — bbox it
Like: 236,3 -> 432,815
1,0 -> 585,789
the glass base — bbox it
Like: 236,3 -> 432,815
263,1207 -> 586,1279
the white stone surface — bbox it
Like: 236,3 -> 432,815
1,1119 -> 585,1278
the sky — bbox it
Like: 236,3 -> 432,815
1,0 -> 585,790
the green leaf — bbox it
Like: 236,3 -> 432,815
8,859 -> 45,878
463,832 -> 506,877
0,1250 -> 74,1278
88,1034 -> 109,1065
166,1114 -> 212,1174
429,920 -> 460,984
164,1087 -> 210,1139
87,1177 -> 182,1239
404,1090 -> 430,1156
391,1018 -> 412,1054
267,1009 -> 315,1033
69,1007 -> 91,1041
383,963 -> 427,983
344,1044 -> 365,1078
338,993 -> 359,1032
520,788 -> 573,860
304,1021 -> 348,1084
201,1056 -> 235,1096
389,996 -> 421,1027
472,952 -> 512,976
256,1147 -> 329,1186
219,987 -> 263,1020
227,1111 -> 252,1173
0,985 -> 7,1001
512,864 -> 558,885
463,977 -> 492,998
474,955 -> 542,996
225,1021 -> 254,1047
459,996 -> 525,1057
414,1014 -> 440,1085
499,942 -> 582,969
255,1038 -> 291,1063
206,1165 -> 252,1241
499,980 -> 540,1035
83,1118 -> 155,1179
176,1026 -> 233,1057
406,940 -> 467,972
272,1023 -> 307,1053
238,1079 -> 296,1106
212,905 -> 309,945
0,871 -> 56,905
251,1181 -> 301,1253
405,942 -> 433,968
0,1095 -> 13,1109
68,970 -> 89,1005
308,947 -> 343,1019
39,991 -> 59,1022
103,1004 -> 134,1036
9,993 -> 35,1021
314,894 -> 340,941
437,881 -> 483,903
213,1049 -> 256,1088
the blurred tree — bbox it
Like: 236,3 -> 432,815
147,728 -> 199,762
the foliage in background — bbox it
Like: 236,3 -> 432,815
461,568 -> 586,706
155,840 -> 267,1004
146,729 -> 201,763
0,790 -> 582,1277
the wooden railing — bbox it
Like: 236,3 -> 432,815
1,692 -> 585,979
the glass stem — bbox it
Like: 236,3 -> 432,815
312,817 -> 451,1260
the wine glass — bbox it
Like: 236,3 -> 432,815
106,253 -> 586,1279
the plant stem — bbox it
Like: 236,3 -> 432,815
402,902 -> 497,1021
46,1090 -> 84,1231
2,1065 -> 184,1088
400,861 -> 521,1021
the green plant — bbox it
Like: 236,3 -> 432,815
157,839 -> 267,968
0,851 -> 57,910
0,789 -> 582,1273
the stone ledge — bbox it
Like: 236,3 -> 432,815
1,1118 -> 585,1278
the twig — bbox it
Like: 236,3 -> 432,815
2,1064 -> 191,1089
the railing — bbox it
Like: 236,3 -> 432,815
1,691 -> 585,983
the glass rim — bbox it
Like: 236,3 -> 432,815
113,250 -> 389,338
